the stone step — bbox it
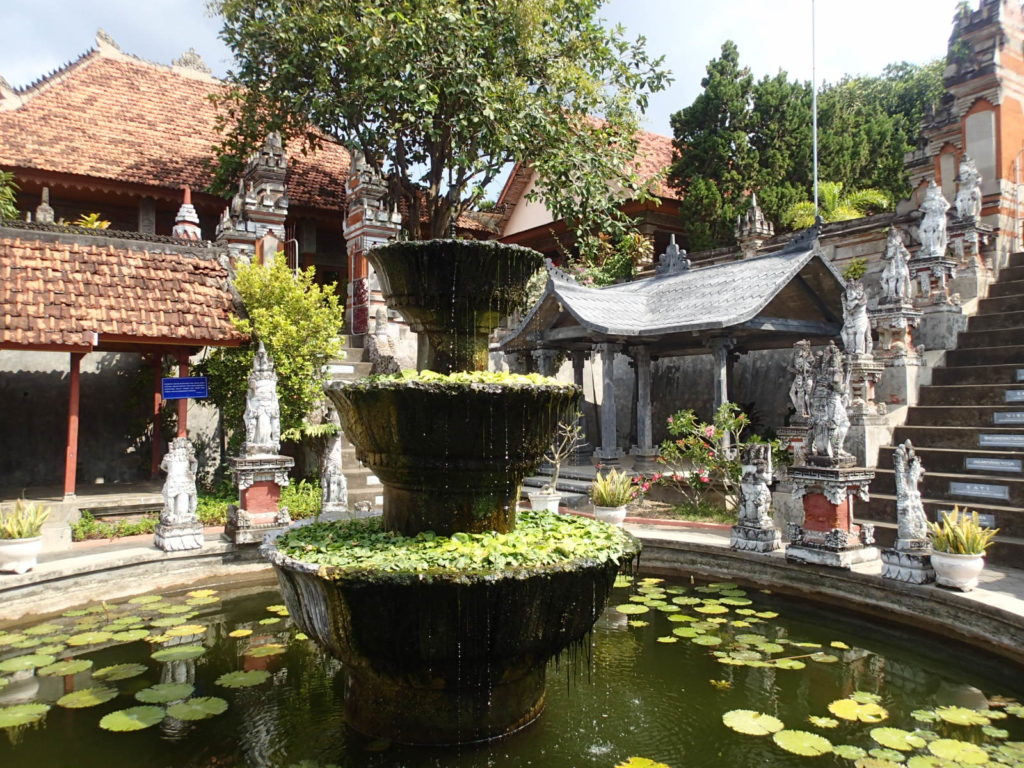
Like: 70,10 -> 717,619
918,383 -> 1024,406
986,280 -> 1024,299
955,327 -> 1024,349
968,309 -> 1024,331
931,363 -> 1024,385
944,344 -> 1024,367
521,475 -> 591,509
977,293 -> 1024,315
326,360 -> 373,378
998,264 -> 1024,282
905,404 -> 1024,427
871,467 -> 1024,511
1007,251 -> 1024,268
892,424 -> 1024,452
876,444 -> 1024,475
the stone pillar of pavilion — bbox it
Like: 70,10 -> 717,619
226,343 -> 295,545
216,133 -> 289,264
531,348 -> 560,377
734,193 -> 774,260
504,351 -> 529,374
570,350 -> 594,461
786,341 -> 879,569
911,180 -> 967,351
344,151 -> 401,335
593,342 -> 623,465
628,345 -> 659,471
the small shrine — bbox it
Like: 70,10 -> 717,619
880,440 -> 935,584
225,342 -> 295,545
154,437 -> 203,552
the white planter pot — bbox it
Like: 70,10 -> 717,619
593,505 -> 628,527
527,492 -> 562,513
931,550 -> 986,592
0,536 -> 43,574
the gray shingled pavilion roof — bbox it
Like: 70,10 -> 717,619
498,232 -> 845,355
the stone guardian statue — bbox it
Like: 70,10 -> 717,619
841,280 -> 872,357
879,228 -> 912,304
155,437 -> 203,551
893,440 -> 929,549
954,155 -> 983,220
244,342 -> 282,456
320,405 -> 349,518
788,340 -> 814,421
808,342 -> 852,464
918,180 -> 950,259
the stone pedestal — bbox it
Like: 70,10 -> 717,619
730,524 -> 782,553
629,447 -> 661,472
785,465 -> 879,569
155,522 -> 204,552
949,218 -> 994,304
846,412 -> 889,468
868,302 -> 923,367
881,547 -> 935,584
917,301 -> 967,352
225,454 -> 295,545
777,424 -> 810,467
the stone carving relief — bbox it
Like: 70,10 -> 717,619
954,155 -> 983,220
893,440 -> 929,549
367,307 -> 402,375
737,443 -> 773,528
841,280 -> 872,356
917,180 -> 950,260
788,340 -> 814,421
160,437 -> 198,525
808,342 -> 852,463
880,228 -> 912,304
244,342 -> 282,456
320,406 -> 348,514
656,234 -> 690,274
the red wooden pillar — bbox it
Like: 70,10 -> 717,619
63,352 -> 84,499
150,353 -> 163,478
176,350 -> 189,438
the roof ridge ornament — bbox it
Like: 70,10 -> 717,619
655,233 -> 689,274
172,48 -> 212,75
96,29 -> 121,53
545,257 -> 579,285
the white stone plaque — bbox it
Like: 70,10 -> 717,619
980,433 -> 1024,448
976,513 -> 997,529
965,456 -> 1022,473
994,412 -> 1024,425
1006,390 -> 1024,403
949,481 -> 1010,501
1017,369 -> 1024,383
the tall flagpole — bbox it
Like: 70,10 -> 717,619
812,0 -> 819,220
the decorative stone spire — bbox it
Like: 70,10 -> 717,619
217,133 -> 289,263
734,193 -> 774,259
172,48 -> 212,75
655,234 -> 690,275
172,186 -> 202,240
34,188 -> 54,225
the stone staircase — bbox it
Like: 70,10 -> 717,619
864,253 -> 1024,567
326,336 -> 384,510
521,466 -> 593,509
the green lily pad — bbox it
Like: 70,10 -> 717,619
810,653 -> 839,664
1005,704 -> 1024,717
614,758 -> 671,768
672,627 -> 701,638
0,653 -> 56,673
149,616 -> 191,628
870,747 -> 908,762
828,698 -> 888,723
157,605 -> 193,615
755,611 -> 779,619
694,604 -> 729,615
627,621 -> 648,628
150,645 -> 206,662
655,604 -> 681,613
871,726 -> 926,751
773,729 -> 833,756
722,709 -> 784,736
258,618 -> 281,626
135,683 -> 195,703
833,745 -> 867,760
983,726 -> 1009,739
775,659 -> 807,670
720,597 -> 753,606
10,638 -> 43,649
56,687 -> 119,709
615,604 -> 650,615
831,641 -> 851,650
656,636 -> 678,644
911,709 -> 940,723
128,595 -> 165,605
244,644 -> 286,658
216,670 -> 271,689
111,630 -> 151,643
93,663 -> 148,681
0,703 -> 50,728
855,758 -> 904,768
33,644 -> 67,656
166,697 -> 228,721
808,716 -> 838,729
37,659 -> 93,677
99,706 -> 165,732
935,706 -> 991,726
613,575 -> 633,588
928,738 -> 990,764
185,596 -> 220,606
691,635 -> 722,646
164,624 -> 206,638
67,631 -> 113,647
23,623 -> 63,636
672,596 -> 702,606
906,756 -> 959,768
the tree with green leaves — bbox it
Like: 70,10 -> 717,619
196,254 -> 343,451
0,171 -> 19,220
782,181 -> 891,230
669,41 -> 757,252
214,0 -> 669,257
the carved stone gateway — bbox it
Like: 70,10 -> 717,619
881,440 -> 935,584
730,443 -> 781,553
155,437 -> 204,552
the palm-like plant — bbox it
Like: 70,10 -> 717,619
782,181 -> 891,230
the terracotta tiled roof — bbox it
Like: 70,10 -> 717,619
0,236 -> 245,349
632,130 -> 679,200
0,50 -> 349,210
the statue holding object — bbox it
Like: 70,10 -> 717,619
244,342 -> 281,456
841,279 -> 872,357
155,437 -> 203,551
808,341 -> 853,466
880,228 -> 912,305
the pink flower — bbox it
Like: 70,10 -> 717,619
667,416 -> 674,424
704,426 -> 715,439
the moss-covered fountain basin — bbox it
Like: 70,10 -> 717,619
325,372 -> 580,536
261,511 -> 640,744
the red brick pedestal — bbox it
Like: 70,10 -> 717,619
225,455 -> 295,545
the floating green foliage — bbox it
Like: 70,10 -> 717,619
23,623 -> 62,636
828,698 -> 889,723
67,631 -> 113,647
912,709 -> 940,723
0,703 -> 50,728
615,604 -> 650,615
656,636 -> 678,644
245,644 -> 286,658
99,706 -> 165,732
37,659 -> 92,677
93,663 -> 148,681
928,738 -> 990,764
135,683 -> 195,704
166,697 -> 228,721
216,670 -> 271,688
128,595 -> 164,605
157,605 -> 193,615
722,709 -> 784,736
111,630 -> 151,643
855,758 -> 903,768
277,510 -> 637,575
150,645 -> 206,662
983,725 -> 1009,739
871,726 -> 926,751
150,616 -> 191,628
833,745 -> 868,760
228,629 -> 253,638
56,687 -> 119,709
773,729 -> 833,756
0,653 -> 56,673
870,747 -> 909,762
935,706 -> 991,726
808,716 -> 838,729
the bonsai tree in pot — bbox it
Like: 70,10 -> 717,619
0,500 -> 51,574
928,507 -> 999,591
530,419 -> 584,513
589,467 -> 639,527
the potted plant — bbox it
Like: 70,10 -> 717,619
0,500 -> 51,574
589,468 -> 639,527
928,507 -> 998,591
529,419 -> 583,513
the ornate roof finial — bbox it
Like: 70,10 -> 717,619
544,257 -> 579,285
172,186 -> 202,240
734,192 -> 774,259
656,234 -> 690,274
172,48 -> 212,75
95,29 -> 120,53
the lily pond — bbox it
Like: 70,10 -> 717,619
0,574 -> 1022,768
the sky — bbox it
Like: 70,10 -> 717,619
1,0 -> 965,137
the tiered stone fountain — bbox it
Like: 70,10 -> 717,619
262,240 -> 639,745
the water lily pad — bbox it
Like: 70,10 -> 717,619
128,595 -> 164,605
773,729 -> 833,756
656,636 -> 678,644
244,644 -> 286,658
722,709 -> 784,736
774,659 -> 807,670
0,634 -> 27,647
228,629 -> 253,638
870,747 -> 908,762
691,635 -> 722,646
755,611 -> 779,619
720,598 -> 752,606
828,698 -> 889,722
834,745 -> 868,760
614,758 -> 671,768
258,618 -> 281,626
928,738 -> 990,764
831,641 -> 851,650
37,659 -> 93,677
164,624 -> 206,638
10,638 -> 43,649
186,596 -> 220,606
99,706 -> 165,732
23,623 -> 63,636
935,706 -> 991,726
167,697 -> 228,721
906,756 -> 959,768
186,589 -> 218,598
627,621 -> 648,628
911,709 -> 940,723
810,653 -> 839,664
135,683 -> 194,703
851,691 -> 882,704
672,627 -> 701,638
151,645 -> 206,662
983,726 -> 1009,739
149,616 -> 190,628
695,604 -> 729,615
111,630 -> 151,643
856,758 -> 903,768
808,716 -> 838,729
93,663 -> 148,681
672,596 -> 702,606
871,727 -> 926,751
613,575 -> 633,588
615,604 -> 650,615
67,631 -> 113,647
655,604 -> 681,613
0,653 -> 56,672
56,687 -> 119,709
0,703 -> 50,728
266,604 -> 288,613
216,670 -> 271,688
1006,704 -> 1024,718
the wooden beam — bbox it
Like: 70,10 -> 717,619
63,352 -> 84,500
738,316 -> 841,336
150,353 -> 164,478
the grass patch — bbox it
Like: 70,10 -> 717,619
71,511 -> 158,541
196,480 -> 322,526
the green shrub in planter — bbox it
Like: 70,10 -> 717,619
0,500 -> 51,539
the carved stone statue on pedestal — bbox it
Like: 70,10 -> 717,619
244,342 -> 281,456
918,180 -> 950,260
367,307 -> 402,375
320,406 -> 349,518
730,443 -> 781,553
881,440 -> 935,583
954,155 -> 982,221
155,437 -> 203,551
880,228 -> 912,305
788,340 -> 814,422
841,280 -> 872,357
808,342 -> 853,466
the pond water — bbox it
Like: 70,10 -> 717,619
0,573 -> 1022,768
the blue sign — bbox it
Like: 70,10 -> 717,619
161,377 -> 209,400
